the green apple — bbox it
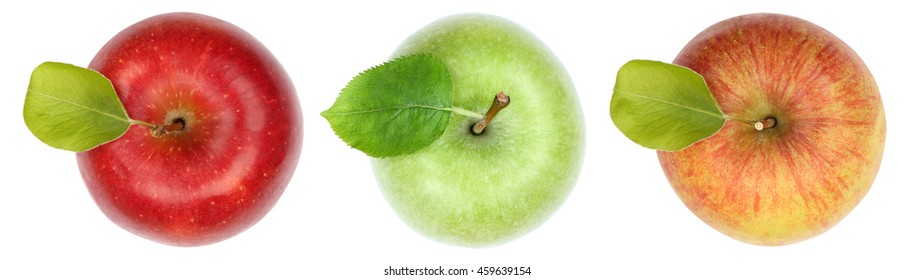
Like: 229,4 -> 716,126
371,14 -> 585,246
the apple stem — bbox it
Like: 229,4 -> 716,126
130,118 -> 186,138
754,117 -> 777,131
472,92 -> 511,135
727,116 -> 778,131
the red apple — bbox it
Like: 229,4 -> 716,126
660,14 -> 885,245
76,13 -> 302,246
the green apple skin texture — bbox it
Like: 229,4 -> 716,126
371,14 -> 585,246
660,14 -> 885,245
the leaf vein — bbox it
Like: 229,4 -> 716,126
613,87 -> 724,119
27,88 -> 129,123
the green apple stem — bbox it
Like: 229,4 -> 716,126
472,92 -> 511,135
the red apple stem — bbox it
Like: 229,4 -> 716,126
130,118 -> 186,138
754,117 -> 777,131
472,92 -> 511,135
727,116 -> 778,131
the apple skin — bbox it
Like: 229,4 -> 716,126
76,13 -> 302,246
660,13 -> 885,245
371,14 -> 585,246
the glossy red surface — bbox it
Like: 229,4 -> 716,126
77,13 -> 302,246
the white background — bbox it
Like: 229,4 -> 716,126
2,1 -> 912,279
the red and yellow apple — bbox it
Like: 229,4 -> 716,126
660,13 -> 885,245
76,13 -> 302,246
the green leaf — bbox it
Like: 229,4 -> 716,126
24,62 -> 131,152
610,60 -> 726,151
321,54 -> 454,158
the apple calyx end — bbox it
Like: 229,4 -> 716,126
471,92 -> 511,135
